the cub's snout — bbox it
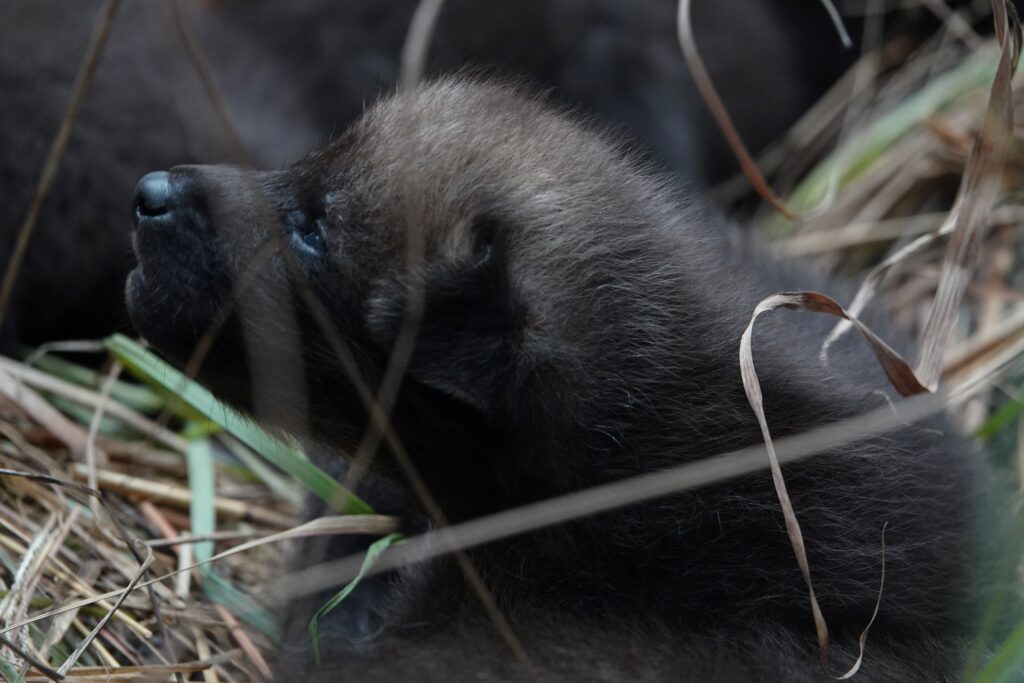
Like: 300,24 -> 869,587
125,162 -> 329,387
131,167 -> 216,239
126,166 -> 240,358
133,171 -> 171,221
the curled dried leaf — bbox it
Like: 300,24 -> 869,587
676,0 -> 798,218
740,291 -> 914,676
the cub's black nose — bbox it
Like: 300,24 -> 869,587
133,171 -> 170,223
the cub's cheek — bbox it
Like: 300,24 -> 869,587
124,268 -> 145,315
364,260 -> 526,419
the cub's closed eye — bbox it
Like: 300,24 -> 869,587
284,209 -> 328,258
471,215 -> 501,263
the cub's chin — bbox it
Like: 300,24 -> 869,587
124,266 -> 208,365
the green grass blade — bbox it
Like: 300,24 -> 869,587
187,438 -> 280,638
187,438 -> 219,564
222,435 -> 304,510
975,393 -> 1024,440
973,620 -> 1024,683
27,352 -> 165,414
771,48 -> 1024,236
308,532 -> 403,664
0,659 -> 22,683
106,334 -> 371,514
46,394 -> 135,438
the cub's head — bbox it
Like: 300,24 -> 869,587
127,79 -> 715,507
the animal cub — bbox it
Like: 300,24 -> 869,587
127,80 -> 996,681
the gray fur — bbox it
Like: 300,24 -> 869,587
2,0 -> 961,344
125,80 -> 1016,681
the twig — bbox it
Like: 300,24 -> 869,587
215,605 -> 271,680
0,0 -> 122,328
676,0 -> 798,218
399,0 -> 447,91
0,356 -> 187,453
0,368 -> 93,457
69,464 -> 294,528
0,633 -> 63,682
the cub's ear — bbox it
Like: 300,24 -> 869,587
364,255 -> 526,418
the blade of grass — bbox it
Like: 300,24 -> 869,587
974,620 -> 1024,683
45,395 -> 134,439
186,438 -> 218,569
0,659 -> 22,683
740,291 -> 909,675
676,0 -> 798,218
821,1 -> 1021,376
0,515 -> 399,637
219,436 -> 303,510
0,0 -> 121,329
913,0 -> 1022,390
26,353 -> 164,414
308,532 -> 402,664
187,438 -> 278,639
105,334 -> 370,515
975,391 -> 1024,439
786,45 -> 1021,214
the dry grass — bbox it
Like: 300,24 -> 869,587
0,347 -> 309,681
743,2 -> 1024,446
1,1 -> 1024,681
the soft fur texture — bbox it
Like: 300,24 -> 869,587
125,80 -> 1009,681
5,0 -> 976,345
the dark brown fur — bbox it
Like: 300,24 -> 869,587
3,0 -> 990,344
125,80 -> 1013,681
